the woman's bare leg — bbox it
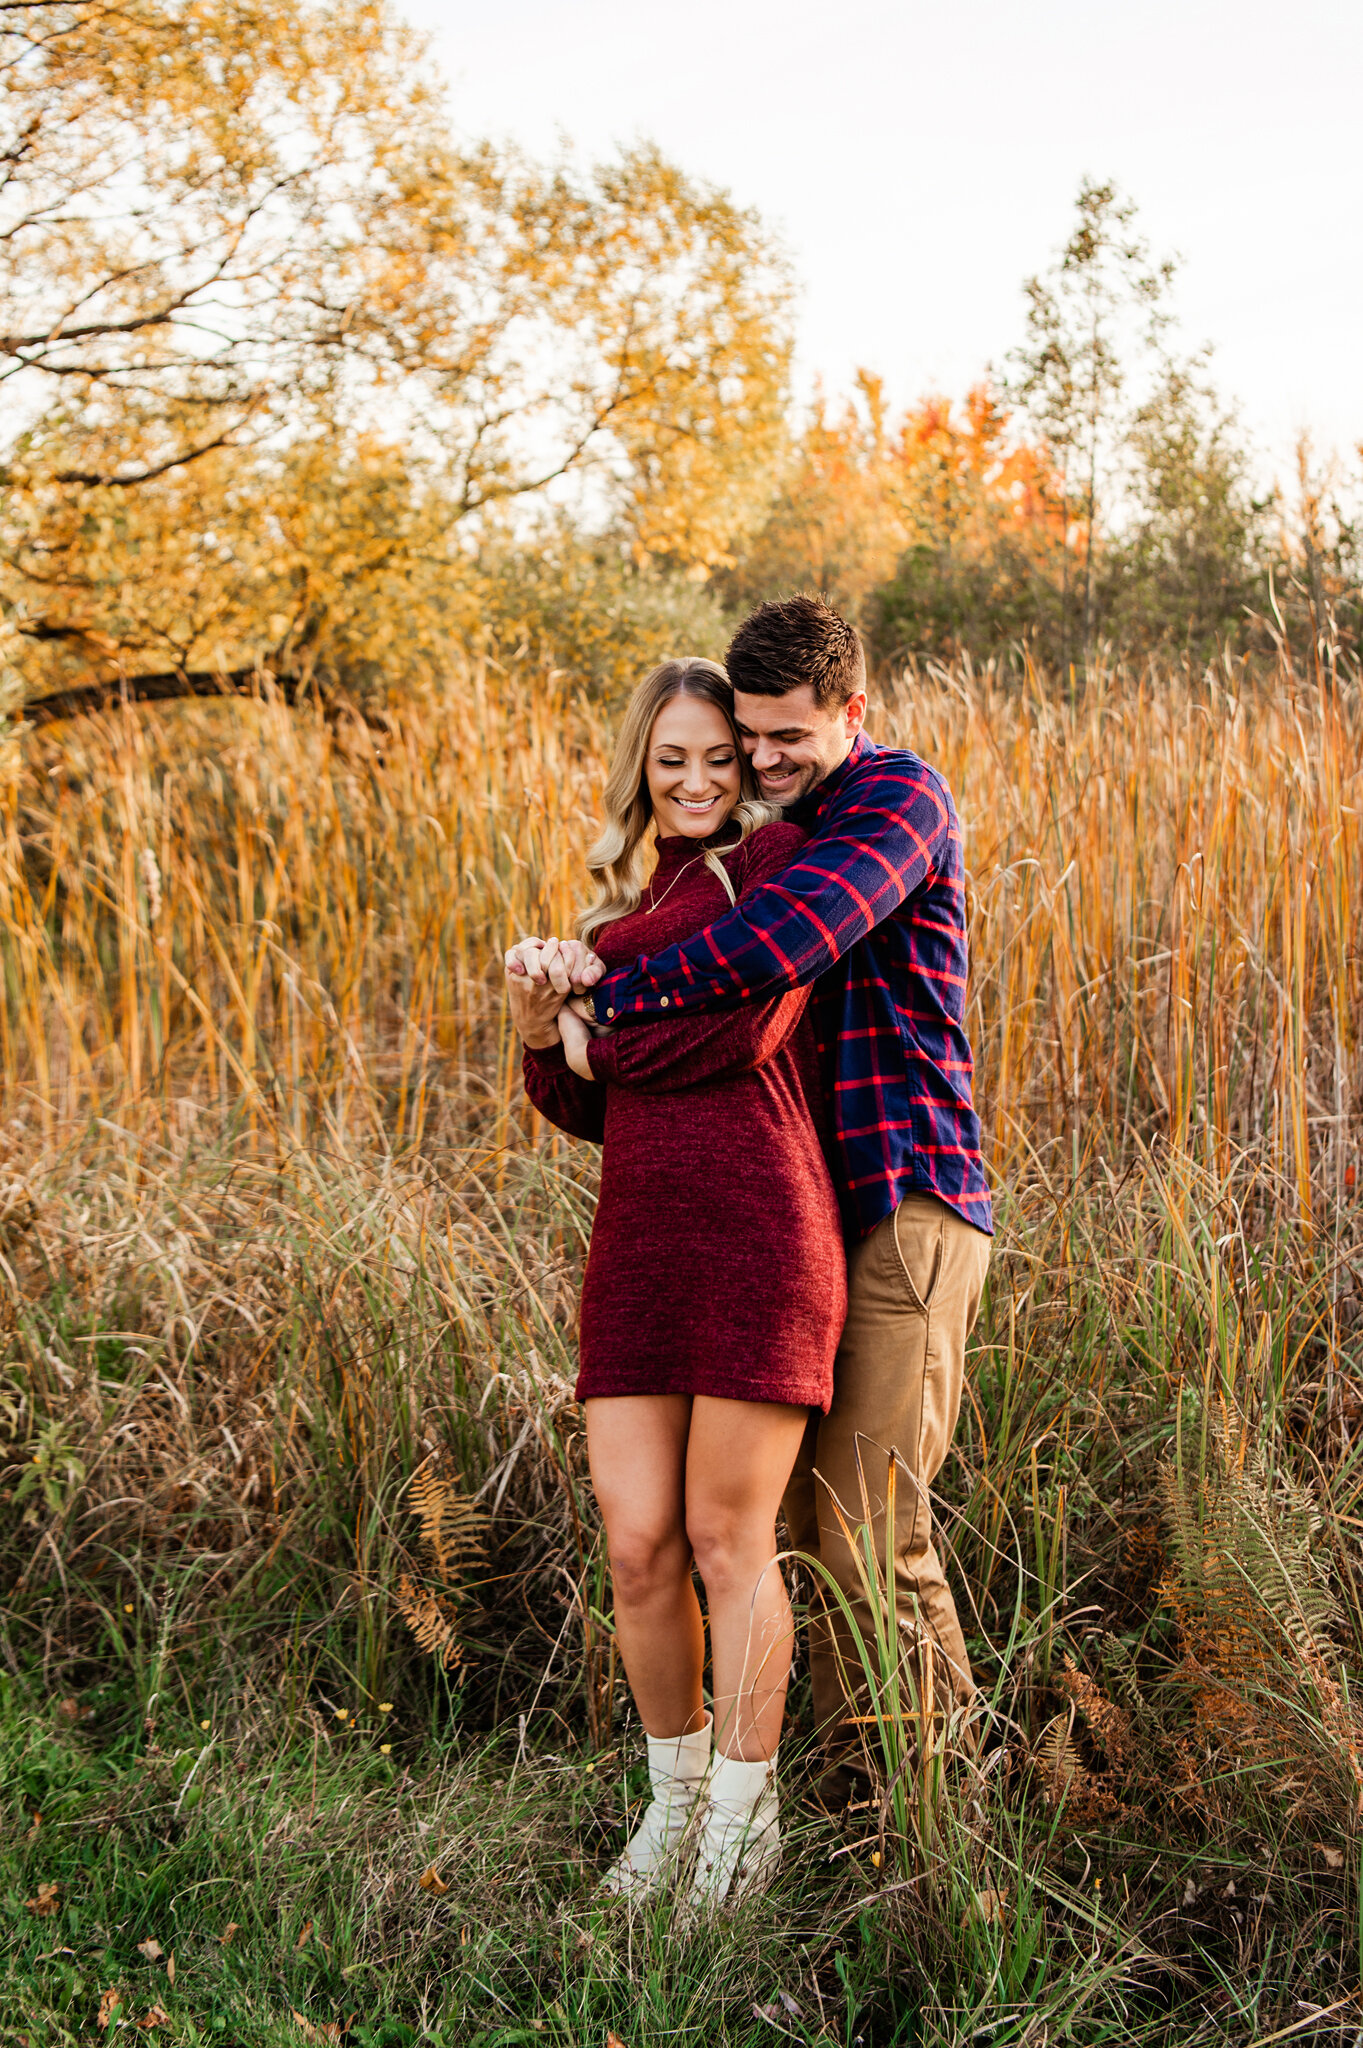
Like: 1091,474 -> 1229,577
585,1394 -> 705,1738
685,1398 -> 809,1761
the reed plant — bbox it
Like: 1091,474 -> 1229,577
3,650 -> 1363,2041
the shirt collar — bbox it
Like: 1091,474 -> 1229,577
792,729 -> 877,826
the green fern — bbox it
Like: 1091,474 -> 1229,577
1159,1397 -> 1338,1663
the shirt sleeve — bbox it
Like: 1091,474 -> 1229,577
521,1043 -> 606,1143
591,758 -> 951,1023
586,986 -> 811,1093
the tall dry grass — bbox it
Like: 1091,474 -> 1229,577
0,657 -> 1356,1216
4,652 -> 1363,2033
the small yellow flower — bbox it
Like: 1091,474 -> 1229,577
871,1850 -> 882,1868
378,1702 -> 393,1714
379,1743 -> 392,1755
200,1719 -> 211,1731
124,1602 -> 134,1613
334,1708 -> 348,1720
584,1762 -> 595,1774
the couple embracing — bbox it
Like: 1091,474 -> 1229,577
505,594 -> 993,1912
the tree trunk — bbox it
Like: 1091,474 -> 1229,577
22,664 -> 318,729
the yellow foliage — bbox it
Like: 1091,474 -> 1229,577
2,3 -> 792,696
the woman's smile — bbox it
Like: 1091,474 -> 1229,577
646,694 -> 743,838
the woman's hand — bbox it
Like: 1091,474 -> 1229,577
505,959 -> 564,1050
566,993 -> 612,1036
558,1000 -> 596,1080
505,936 -> 605,995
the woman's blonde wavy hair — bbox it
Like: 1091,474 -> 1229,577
576,658 -> 778,945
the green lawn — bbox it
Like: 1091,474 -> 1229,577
4,1661 -> 1353,2048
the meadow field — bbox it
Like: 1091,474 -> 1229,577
4,650 -> 1363,2047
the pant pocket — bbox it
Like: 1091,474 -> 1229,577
890,1198 -> 944,1314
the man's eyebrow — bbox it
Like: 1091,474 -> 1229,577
735,720 -> 813,738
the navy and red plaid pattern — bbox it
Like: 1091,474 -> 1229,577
590,731 -> 993,1241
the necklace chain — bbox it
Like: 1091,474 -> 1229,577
645,850 -> 708,915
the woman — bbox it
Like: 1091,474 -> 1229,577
505,658 -> 846,1908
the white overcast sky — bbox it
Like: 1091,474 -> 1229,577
403,0 -> 1361,481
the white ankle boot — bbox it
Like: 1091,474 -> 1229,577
599,1716 -> 712,1898
690,1747 -> 781,1909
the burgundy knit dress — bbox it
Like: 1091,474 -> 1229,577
522,820 -> 846,1411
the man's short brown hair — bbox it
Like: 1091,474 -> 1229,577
725,593 -> 866,710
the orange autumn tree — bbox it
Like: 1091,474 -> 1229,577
718,372 -> 913,622
873,382 -> 1069,665
722,376 -> 1067,665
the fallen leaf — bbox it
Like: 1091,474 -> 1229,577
219,1922 -> 240,1945
25,1880 -> 60,1917
777,1992 -> 804,2017
290,2013 -> 343,2043
136,1938 -> 164,1963
58,1697 -> 80,1721
26,1811 -> 41,1839
1319,1843 -> 1345,1871
1182,1877 -> 1198,1907
418,1866 -> 448,1895
970,1887 -> 1007,1925
605,2036 -> 628,2048
97,1987 -> 124,2028
294,1918 -> 313,1949
138,2008 -> 170,2031
166,1953 -> 176,1986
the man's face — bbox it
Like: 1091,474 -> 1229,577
732,682 -> 868,807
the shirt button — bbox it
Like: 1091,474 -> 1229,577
660,997 -> 669,1007
606,1007 -> 615,1018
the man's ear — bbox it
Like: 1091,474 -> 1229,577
844,690 -> 869,738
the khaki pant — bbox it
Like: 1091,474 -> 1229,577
784,1192 -> 991,1748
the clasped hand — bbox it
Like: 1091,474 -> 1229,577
504,935 -> 608,1080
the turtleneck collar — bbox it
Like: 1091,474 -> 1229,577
652,827 -> 734,871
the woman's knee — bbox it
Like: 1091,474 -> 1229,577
607,1522 -> 689,1607
686,1503 -> 769,1594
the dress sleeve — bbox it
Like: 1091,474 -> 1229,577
586,826 -> 814,1096
521,1043 -> 606,1142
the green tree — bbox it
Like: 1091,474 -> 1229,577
1102,364 -> 1265,660
1007,178 -> 1176,669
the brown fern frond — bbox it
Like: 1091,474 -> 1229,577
395,1573 -> 462,1670
1030,1709 -> 1122,1824
1034,1710 -> 1082,1794
1055,1657 -> 1134,1770
409,1459 -> 486,1584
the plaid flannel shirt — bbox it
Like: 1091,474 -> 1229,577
590,731 -> 993,1241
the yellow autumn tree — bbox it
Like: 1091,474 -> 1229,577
718,373 -> 913,623
0,0 -> 791,707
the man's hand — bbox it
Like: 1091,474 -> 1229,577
559,1001 -> 596,1080
504,936 -> 605,995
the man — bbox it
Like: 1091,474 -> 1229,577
511,594 -> 992,1794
